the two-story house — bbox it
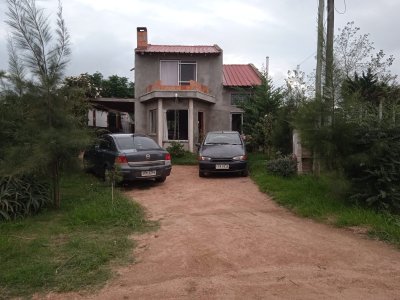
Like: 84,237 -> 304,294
134,27 -> 261,152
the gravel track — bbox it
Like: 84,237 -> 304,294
45,165 -> 400,299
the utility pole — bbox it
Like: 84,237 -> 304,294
313,0 -> 325,176
265,56 -> 270,78
325,0 -> 335,124
315,0 -> 324,100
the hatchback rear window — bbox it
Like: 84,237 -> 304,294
204,133 -> 242,145
115,136 -> 160,150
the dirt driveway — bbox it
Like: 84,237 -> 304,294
72,166 -> 400,299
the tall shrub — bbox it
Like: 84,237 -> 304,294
343,126 -> 400,213
1,0 -> 91,209
239,74 -> 283,154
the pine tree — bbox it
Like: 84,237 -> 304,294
238,74 -> 283,154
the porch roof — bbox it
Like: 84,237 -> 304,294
89,97 -> 135,113
139,90 -> 216,104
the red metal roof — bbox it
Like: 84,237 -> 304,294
223,64 -> 262,87
136,44 -> 222,54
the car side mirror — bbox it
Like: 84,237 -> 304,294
94,144 -> 100,150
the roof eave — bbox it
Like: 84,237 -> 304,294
223,84 -> 258,88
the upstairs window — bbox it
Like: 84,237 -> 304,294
179,61 -> 196,85
160,61 -> 179,85
160,60 -> 196,86
231,93 -> 250,106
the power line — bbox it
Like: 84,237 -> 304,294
296,0 -> 325,68
297,0 -> 345,69
335,0 -> 346,14
298,51 -> 317,67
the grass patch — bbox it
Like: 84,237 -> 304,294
0,173 -> 154,298
249,153 -> 400,247
171,151 -> 198,165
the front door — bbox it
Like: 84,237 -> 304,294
231,113 -> 243,133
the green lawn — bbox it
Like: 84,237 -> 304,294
249,153 -> 400,247
171,151 -> 198,165
0,173 -> 155,299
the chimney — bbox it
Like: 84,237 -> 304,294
137,27 -> 148,49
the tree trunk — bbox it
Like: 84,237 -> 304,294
111,180 -> 114,205
393,103 -> 396,125
52,160 -> 61,209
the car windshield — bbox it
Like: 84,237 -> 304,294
115,136 -> 161,151
204,133 -> 242,145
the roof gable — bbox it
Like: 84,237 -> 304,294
223,64 -> 262,87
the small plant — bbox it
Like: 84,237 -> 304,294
266,155 -> 297,177
166,141 -> 185,158
104,165 -> 123,205
0,175 -> 50,220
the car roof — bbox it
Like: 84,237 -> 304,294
206,131 -> 240,134
108,133 -> 147,138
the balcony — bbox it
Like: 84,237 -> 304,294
140,80 -> 215,104
146,80 -> 209,94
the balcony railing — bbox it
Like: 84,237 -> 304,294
146,80 -> 209,94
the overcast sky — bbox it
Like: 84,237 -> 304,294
0,0 -> 399,86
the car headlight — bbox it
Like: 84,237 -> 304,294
198,156 -> 212,161
232,155 -> 247,161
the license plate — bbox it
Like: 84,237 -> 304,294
216,164 -> 229,170
141,170 -> 157,177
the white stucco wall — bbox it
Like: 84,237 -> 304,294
88,109 -> 108,127
121,113 -> 133,133
292,129 -> 303,173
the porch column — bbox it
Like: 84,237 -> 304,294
157,98 -> 163,147
188,98 -> 194,152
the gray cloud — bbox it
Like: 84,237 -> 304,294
0,0 -> 399,85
